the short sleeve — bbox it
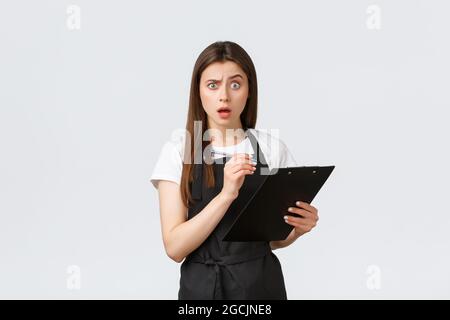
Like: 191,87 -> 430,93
149,141 -> 183,190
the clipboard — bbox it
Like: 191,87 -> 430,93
222,165 -> 335,242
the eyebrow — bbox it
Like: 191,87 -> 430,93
205,74 -> 244,83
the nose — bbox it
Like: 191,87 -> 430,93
219,86 -> 229,102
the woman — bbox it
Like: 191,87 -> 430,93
150,41 -> 319,299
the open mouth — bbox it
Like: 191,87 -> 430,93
217,107 -> 232,119
217,107 -> 231,114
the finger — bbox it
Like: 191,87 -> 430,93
234,158 -> 257,167
284,215 -> 316,225
227,154 -> 252,166
231,153 -> 252,160
288,223 -> 314,234
287,207 -> 315,218
284,218 -> 316,229
235,169 -> 255,177
242,154 -> 257,165
231,158 -> 253,167
229,160 -> 256,171
295,201 -> 318,213
232,164 -> 256,174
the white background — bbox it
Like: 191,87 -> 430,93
1,0 -> 449,299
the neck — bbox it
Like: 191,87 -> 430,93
207,121 -> 247,147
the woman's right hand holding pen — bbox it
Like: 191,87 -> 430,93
220,153 -> 256,201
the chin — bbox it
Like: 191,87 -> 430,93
217,117 -> 235,123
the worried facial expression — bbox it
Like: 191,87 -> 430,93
199,61 -> 249,130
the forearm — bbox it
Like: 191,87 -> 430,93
166,192 -> 236,262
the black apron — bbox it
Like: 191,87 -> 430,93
178,130 -> 287,300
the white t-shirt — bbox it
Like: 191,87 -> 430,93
149,128 -> 298,190
209,135 -> 255,160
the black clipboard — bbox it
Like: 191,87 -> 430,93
222,165 -> 335,242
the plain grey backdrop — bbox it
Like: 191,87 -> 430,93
1,0 -> 449,299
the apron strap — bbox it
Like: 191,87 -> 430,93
188,243 -> 270,265
192,163 -> 203,200
186,244 -> 271,299
191,129 -> 268,202
247,129 -> 268,168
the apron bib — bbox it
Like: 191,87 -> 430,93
178,130 -> 287,300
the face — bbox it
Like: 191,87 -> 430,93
199,61 -> 249,132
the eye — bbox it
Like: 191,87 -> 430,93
207,83 -> 218,89
231,82 -> 241,89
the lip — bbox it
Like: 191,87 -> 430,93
217,106 -> 231,112
217,107 -> 232,119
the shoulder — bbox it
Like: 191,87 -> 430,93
156,130 -> 186,166
165,129 -> 187,160
149,129 -> 186,189
248,128 -> 298,169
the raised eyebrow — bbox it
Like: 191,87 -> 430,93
206,74 -> 244,83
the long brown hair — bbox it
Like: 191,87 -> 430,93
180,41 -> 258,208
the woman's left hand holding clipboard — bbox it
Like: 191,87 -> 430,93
284,201 -> 319,237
